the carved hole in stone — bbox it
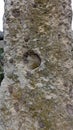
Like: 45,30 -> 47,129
23,50 -> 41,70
12,8 -> 20,17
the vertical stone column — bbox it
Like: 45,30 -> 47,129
0,0 -> 73,129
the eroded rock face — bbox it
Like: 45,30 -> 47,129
0,0 -> 73,129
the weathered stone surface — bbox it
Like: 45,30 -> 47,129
0,0 -> 73,129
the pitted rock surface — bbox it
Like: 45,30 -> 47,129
0,0 -> 73,130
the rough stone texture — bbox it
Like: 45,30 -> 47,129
0,0 -> 73,129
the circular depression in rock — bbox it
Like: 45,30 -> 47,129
23,50 -> 41,70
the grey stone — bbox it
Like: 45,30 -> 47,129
0,0 -> 73,130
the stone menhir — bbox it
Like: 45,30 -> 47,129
0,0 -> 73,130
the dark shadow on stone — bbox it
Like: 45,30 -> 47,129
0,48 -> 4,85
0,31 -> 4,40
23,50 -> 41,70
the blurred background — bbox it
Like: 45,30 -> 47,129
0,0 -> 4,31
